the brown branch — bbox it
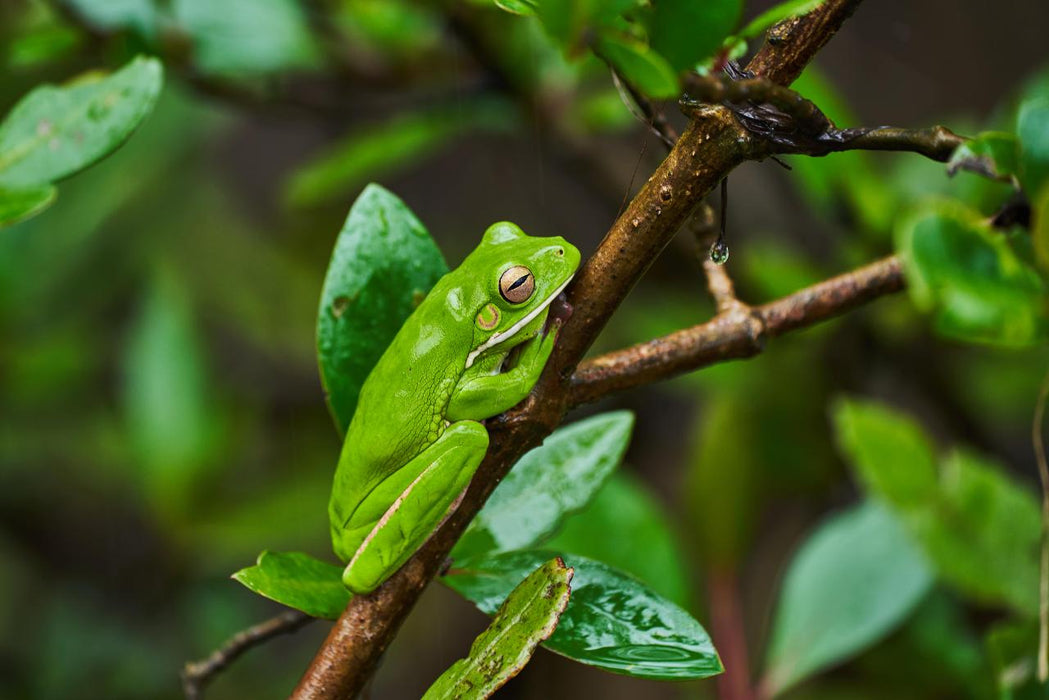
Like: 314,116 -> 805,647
182,610 -> 313,700
568,256 -> 903,407
292,2 -> 869,697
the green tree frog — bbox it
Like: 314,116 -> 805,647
330,222 -> 581,593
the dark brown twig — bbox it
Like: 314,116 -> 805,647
181,611 -> 314,700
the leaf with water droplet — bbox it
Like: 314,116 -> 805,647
709,239 -> 730,265
443,550 -> 722,680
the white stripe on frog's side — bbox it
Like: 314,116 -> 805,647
464,275 -> 573,370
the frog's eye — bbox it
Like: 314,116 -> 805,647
499,266 -> 535,304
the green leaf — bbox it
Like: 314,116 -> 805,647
535,0 -> 637,52
832,398 -> 939,512
737,0 -> 826,39
763,500 -> 933,696
64,0 -> 157,38
834,398 -> 1041,617
896,200 -> 1048,347
1034,183 -> 1049,273
424,557 -> 572,699
0,55 -> 163,189
493,0 -> 537,16
0,185 -> 57,229
543,472 -> 691,607
919,449 -> 1040,616
946,131 -> 1020,181
316,184 -> 448,435
232,551 -> 349,620
452,411 -> 634,560
647,0 -> 741,71
123,268 -> 215,514
987,622 -> 1049,698
1018,95 -> 1049,196
443,550 -> 722,680
172,0 -> 319,76
596,34 -> 679,99
286,102 -> 514,208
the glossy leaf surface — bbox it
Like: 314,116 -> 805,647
444,550 -> 722,680
316,184 -> 448,435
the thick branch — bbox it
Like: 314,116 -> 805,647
292,2 -> 868,697
568,256 -> 903,407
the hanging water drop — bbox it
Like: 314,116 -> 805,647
709,239 -> 729,265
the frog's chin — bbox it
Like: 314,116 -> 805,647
464,275 -> 573,369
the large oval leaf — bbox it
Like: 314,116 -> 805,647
452,411 -> 634,560
647,0 -> 741,71
543,471 -> 691,607
0,55 -> 163,189
232,550 -> 349,620
316,184 -> 448,435
443,550 -> 722,680
424,557 -> 572,699
763,500 -> 933,696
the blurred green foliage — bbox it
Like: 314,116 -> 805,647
1,0 -> 1048,698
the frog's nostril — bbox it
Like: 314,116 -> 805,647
556,247 -> 564,256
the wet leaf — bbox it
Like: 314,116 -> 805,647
232,551 -> 349,620
543,472 -> 691,607
0,185 -> 56,229
764,500 -> 933,695
452,411 -> 634,560
443,550 -> 722,680
424,557 -> 572,699
0,55 -> 163,189
316,184 -> 448,435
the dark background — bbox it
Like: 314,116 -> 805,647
1,1 -> 1047,698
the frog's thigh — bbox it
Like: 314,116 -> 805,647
342,420 -> 488,593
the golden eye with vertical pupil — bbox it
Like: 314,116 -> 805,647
499,265 -> 534,303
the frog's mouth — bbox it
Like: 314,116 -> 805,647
464,276 -> 573,369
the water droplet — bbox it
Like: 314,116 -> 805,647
709,239 -> 729,265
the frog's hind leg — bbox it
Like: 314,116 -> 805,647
342,420 -> 488,593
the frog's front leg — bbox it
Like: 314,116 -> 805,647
340,420 -> 488,593
447,325 -> 558,421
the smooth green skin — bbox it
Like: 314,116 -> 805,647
330,222 -> 581,593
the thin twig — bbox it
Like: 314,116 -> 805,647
611,68 -> 680,148
181,610 -> 314,699
1034,368 -> 1049,681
